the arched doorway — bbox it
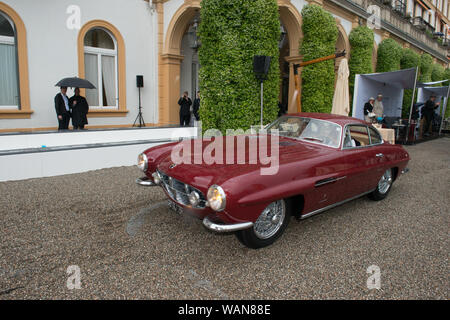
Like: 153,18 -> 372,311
335,22 -> 350,78
278,1 -> 302,113
160,1 -> 201,125
160,0 -> 302,124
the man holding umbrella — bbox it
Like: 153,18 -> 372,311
54,86 -> 71,130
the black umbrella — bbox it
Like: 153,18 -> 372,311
55,77 -> 96,89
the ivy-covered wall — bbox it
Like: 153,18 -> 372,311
299,4 -> 338,113
418,53 -> 433,82
348,26 -> 374,100
431,63 -> 445,82
198,0 -> 280,132
376,38 -> 402,72
400,48 -> 420,118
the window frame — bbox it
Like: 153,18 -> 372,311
367,126 -> 384,146
83,28 -> 119,109
0,12 -> 20,110
342,124 -> 372,150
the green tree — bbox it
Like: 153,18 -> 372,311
431,63 -> 445,82
198,0 -> 280,133
400,48 -> 420,118
299,4 -> 338,113
376,38 -> 402,72
418,53 -> 433,82
348,26 -> 374,99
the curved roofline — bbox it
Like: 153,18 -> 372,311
285,112 -> 367,126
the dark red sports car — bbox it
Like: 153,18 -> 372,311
136,113 -> 410,248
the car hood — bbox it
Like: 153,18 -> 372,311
156,135 -> 331,190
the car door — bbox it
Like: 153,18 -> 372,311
341,125 -> 381,197
366,126 -> 388,190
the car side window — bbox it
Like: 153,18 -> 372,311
368,127 -> 382,145
343,125 -> 370,148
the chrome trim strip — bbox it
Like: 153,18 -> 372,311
202,217 -> 254,233
315,176 -> 347,187
300,189 -> 376,220
136,177 -> 156,186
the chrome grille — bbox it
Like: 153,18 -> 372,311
157,170 -> 207,209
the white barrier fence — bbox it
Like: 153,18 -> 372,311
0,127 -> 197,182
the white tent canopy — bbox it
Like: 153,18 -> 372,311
352,68 -> 417,120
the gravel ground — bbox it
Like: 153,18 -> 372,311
0,138 -> 449,300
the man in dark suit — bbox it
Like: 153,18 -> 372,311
422,95 -> 440,136
192,91 -> 200,122
54,86 -> 71,130
178,91 -> 192,127
69,87 -> 89,130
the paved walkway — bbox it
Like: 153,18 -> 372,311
0,138 -> 449,299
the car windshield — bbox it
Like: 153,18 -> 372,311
266,116 -> 342,148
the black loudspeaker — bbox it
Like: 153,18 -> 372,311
136,75 -> 144,88
253,55 -> 271,79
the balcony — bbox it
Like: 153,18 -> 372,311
330,0 -> 448,62
412,16 -> 435,34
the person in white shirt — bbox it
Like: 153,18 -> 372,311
54,86 -> 71,130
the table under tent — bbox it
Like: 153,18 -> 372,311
352,68 -> 418,144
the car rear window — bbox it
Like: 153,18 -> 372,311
368,127 -> 382,145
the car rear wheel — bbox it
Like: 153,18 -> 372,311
236,199 -> 290,249
369,168 -> 393,201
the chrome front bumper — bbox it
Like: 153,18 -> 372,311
202,217 -> 253,233
136,176 -> 157,186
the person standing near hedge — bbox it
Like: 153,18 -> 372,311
178,91 -> 192,127
193,91 -> 200,122
373,94 -> 384,119
422,94 -> 439,136
363,97 -> 375,122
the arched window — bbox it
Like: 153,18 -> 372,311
83,28 -> 118,108
0,11 -> 19,108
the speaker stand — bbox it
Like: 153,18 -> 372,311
133,87 -> 145,127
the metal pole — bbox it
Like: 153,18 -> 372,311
439,85 -> 450,135
260,80 -> 264,127
406,67 -> 419,144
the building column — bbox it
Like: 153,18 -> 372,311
159,54 -> 184,125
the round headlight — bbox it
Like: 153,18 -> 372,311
152,172 -> 161,185
189,191 -> 200,206
207,185 -> 226,212
137,153 -> 148,172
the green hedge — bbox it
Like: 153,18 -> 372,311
400,48 -> 420,118
418,53 -> 433,82
198,0 -> 280,132
431,63 -> 445,82
444,69 -> 450,118
376,38 -> 402,72
348,26 -> 374,100
299,4 -> 338,113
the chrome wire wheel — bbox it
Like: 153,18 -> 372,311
253,200 -> 286,240
378,169 -> 393,194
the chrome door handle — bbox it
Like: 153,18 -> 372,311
376,153 -> 384,158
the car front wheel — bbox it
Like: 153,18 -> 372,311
236,199 -> 290,249
369,168 -> 394,201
